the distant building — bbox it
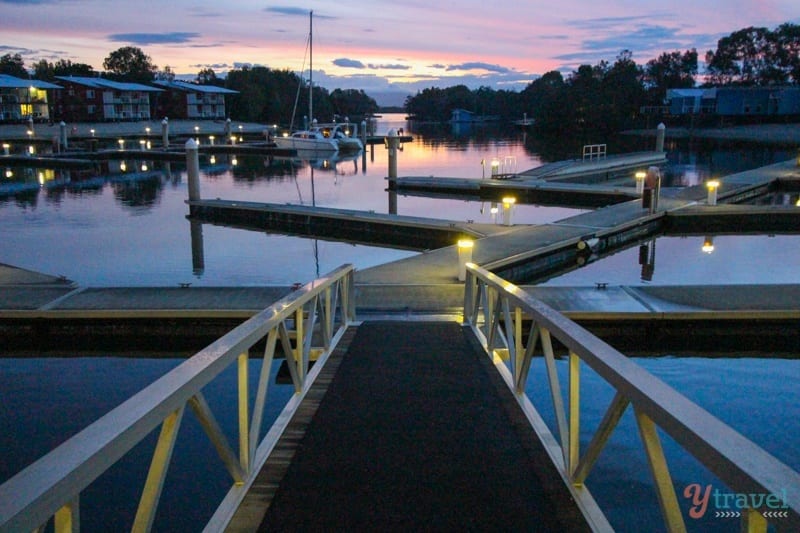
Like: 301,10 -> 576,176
665,88 -> 716,115
53,76 -> 163,121
664,86 -> 800,117
152,80 -> 238,120
0,74 -> 62,123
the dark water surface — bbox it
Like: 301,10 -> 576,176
1,116 -> 798,531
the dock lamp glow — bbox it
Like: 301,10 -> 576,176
491,158 -> 500,177
457,239 -> 474,281
209,135 -> 215,146
706,180 -> 720,205
118,139 -> 125,151
139,140 -> 146,151
502,196 -> 516,226
635,171 -> 647,195
702,236 -> 714,254
2,143 -> 9,155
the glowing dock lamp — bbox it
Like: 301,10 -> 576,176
5,169 -> 12,178
145,126 -> 151,136
139,139 -> 147,151
231,156 -> 238,166
28,145 -> 35,156
90,129 -> 95,137
490,202 -> 499,220
209,135 -> 215,146
118,139 -> 125,151
2,143 -> 9,155
26,129 -> 33,140
702,236 -> 714,254
120,161 -> 127,172
457,239 -> 474,281
796,197 -> 800,207
491,158 -> 500,177
706,180 -> 720,205
635,171 -> 647,195
141,162 -> 148,171
230,135 -> 237,145
502,196 -> 516,226
210,155 -> 216,164
38,172 -> 45,185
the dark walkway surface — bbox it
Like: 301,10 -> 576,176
256,321 -> 586,531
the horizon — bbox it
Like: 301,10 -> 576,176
3,1 -> 799,106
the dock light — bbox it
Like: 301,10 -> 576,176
238,125 -> 243,131
120,161 -> 127,172
210,155 -> 216,164
2,143 -> 9,155
139,139 -> 146,151
491,157 -> 500,177
209,135 -> 215,146
796,197 -> 800,207
28,145 -> 35,155
230,135 -> 237,145
145,126 -> 151,136
706,180 -> 720,205
38,172 -> 45,185
5,169 -> 12,178
457,239 -> 474,281
118,139 -> 125,150
141,162 -> 148,171
501,196 -> 516,226
90,129 -> 95,137
702,236 -> 714,254
231,156 -> 238,166
26,130 -> 33,139
490,202 -> 498,216
146,141 -> 151,150
635,171 -> 647,195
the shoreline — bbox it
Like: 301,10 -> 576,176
0,119 -> 269,140
623,122 -> 800,145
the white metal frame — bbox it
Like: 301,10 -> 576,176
0,264 -> 355,532
463,262 -> 800,532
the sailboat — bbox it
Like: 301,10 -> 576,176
274,11 -> 339,155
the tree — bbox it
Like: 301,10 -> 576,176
33,59 -> 95,81
196,68 -> 219,85
155,66 -> 175,82
0,53 -> 28,78
643,49 -> 698,102
103,46 -> 157,83
329,89 -> 378,120
705,26 -> 784,86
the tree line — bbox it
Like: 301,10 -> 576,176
405,22 -> 800,137
0,46 -> 379,126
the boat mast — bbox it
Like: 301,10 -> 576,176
309,10 -> 313,127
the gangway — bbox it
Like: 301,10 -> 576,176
0,264 -> 798,532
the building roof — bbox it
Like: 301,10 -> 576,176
0,74 -> 62,89
55,76 -> 163,92
153,80 -> 238,94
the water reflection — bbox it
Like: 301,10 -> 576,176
1,114 -> 798,287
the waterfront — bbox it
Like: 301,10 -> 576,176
1,115 -> 799,531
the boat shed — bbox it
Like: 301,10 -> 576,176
152,80 -> 239,120
0,74 -> 62,123
53,76 -> 163,122
665,88 -> 716,115
715,86 -> 800,116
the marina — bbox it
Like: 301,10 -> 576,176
1,115 -> 799,531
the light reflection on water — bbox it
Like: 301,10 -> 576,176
1,116 -> 799,530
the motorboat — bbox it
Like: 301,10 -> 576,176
311,122 -> 363,152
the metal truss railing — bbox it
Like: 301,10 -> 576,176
0,264 -> 355,532
463,263 -> 800,532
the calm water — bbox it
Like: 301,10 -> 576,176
1,115 -> 798,531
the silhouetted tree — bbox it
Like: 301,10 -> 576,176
0,53 -> 28,78
103,46 -> 157,83
643,49 -> 698,103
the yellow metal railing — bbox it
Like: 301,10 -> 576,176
0,264 -> 355,532
463,263 -> 799,532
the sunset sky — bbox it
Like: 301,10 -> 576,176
3,1 -> 799,103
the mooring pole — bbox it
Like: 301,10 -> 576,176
59,121 -> 68,150
186,138 -> 200,202
162,118 -> 169,149
655,122 -> 665,152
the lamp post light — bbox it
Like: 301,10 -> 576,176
2,143 -> 9,156
491,157 -> 500,178
457,239 -> 474,281
702,236 -> 714,254
706,180 -> 720,205
139,140 -> 146,151
501,196 -> 516,226
145,127 -> 151,136
209,135 -> 215,146
90,129 -> 95,137
118,139 -> 125,151
635,171 -> 646,195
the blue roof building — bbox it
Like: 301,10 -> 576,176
54,76 -> 162,121
0,74 -> 62,123
153,80 -> 238,120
